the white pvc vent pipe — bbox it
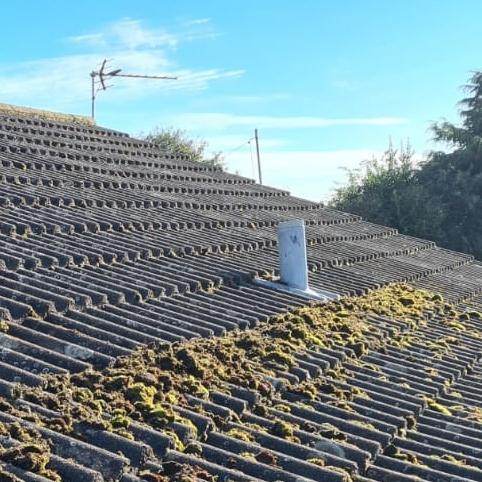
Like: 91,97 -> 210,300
277,219 -> 309,291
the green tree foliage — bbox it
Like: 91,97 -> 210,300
420,72 -> 482,258
330,72 -> 482,260
143,127 -> 224,168
330,141 -> 419,230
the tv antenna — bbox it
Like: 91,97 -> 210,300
89,59 -> 178,120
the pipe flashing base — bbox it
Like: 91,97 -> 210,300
254,278 -> 339,301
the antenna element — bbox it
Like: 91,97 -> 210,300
90,59 -> 177,120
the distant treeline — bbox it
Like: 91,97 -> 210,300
330,72 -> 482,260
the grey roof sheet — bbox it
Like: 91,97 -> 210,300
0,110 -> 480,481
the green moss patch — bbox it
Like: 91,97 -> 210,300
0,283 -> 475,480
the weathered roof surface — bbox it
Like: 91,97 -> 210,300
0,110 -> 480,481
0,103 -> 94,127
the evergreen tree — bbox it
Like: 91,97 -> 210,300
419,71 -> 482,257
330,71 -> 482,259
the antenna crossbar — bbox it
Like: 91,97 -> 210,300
90,59 -> 178,120
113,73 -> 177,80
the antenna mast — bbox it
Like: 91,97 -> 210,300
90,59 -> 177,120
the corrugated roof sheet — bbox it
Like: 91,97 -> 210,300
0,109 -> 480,481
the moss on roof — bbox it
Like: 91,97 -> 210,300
0,283 -> 479,480
0,103 -> 94,127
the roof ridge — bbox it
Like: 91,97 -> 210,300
0,102 -> 94,127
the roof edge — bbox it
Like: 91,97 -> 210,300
0,102 -> 95,127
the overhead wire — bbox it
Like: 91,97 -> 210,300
223,137 -> 254,158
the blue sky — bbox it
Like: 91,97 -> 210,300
1,1 -> 481,200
